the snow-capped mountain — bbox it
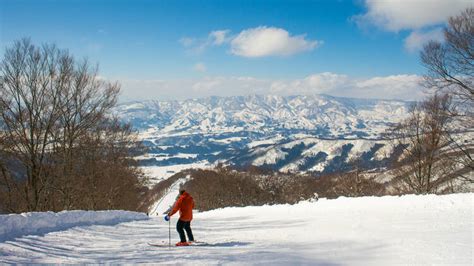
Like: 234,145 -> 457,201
115,94 -> 411,175
116,94 -> 409,138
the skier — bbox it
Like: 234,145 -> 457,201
165,189 -> 195,246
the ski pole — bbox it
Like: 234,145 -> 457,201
168,217 -> 171,249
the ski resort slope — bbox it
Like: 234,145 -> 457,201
148,176 -> 191,216
0,193 -> 472,265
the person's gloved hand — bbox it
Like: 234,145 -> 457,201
164,215 -> 170,221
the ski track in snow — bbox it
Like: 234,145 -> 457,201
0,193 -> 472,265
149,176 -> 191,216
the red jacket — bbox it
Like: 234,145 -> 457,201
168,192 -> 194,222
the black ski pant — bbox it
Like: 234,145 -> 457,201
176,219 -> 194,243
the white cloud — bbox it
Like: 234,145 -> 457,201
354,1 -> 471,52
179,37 -> 195,47
354,74 -> 424,100
118,73 -> 426,102
269,73 -> 424,100
209,30 -> 230,45
191,77 -> 222,92
303,73 -> 350,92
180,26 -> 320,57
193,62 -> 207,73
270,73 -> 350,95
230,26 -> 320,57
190,76 -> 270,94
180,29 -> 230,54
404,28 -> 445,52
355,0 -> 472,31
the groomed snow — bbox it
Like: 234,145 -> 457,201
0,193 -> 472,265
0,210 -> 148,242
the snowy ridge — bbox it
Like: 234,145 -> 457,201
116,94 -> 410,138
138,134 -> 395,176
0,210 -> 149,242
118,94 -> 411,175
249,137 -> 393,173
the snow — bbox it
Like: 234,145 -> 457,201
148,176 -> 191,216
137,153 -> 199,161
346,140 -> 378,161
302,140 -> 336,156
253,147 -> 288,166
254,137 -> 394,172
310,161 -> 326,172
209,137 -> 245,143
247,135 -> 285,148
137,127 -> 161,139
0,210 -> 148,243
1,193 -> 472,264
373,143 -> 393,160
141,161 -> 210,186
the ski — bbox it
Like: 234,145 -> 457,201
148,241 -> 208,247
148,242 -> 172,247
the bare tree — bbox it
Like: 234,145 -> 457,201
50,58 -> 120,210
390,94 -> 454,193
0,38 -> 143,213
421,8 -> 474,103
0,39 -> 66,211
420,8 -> 474,173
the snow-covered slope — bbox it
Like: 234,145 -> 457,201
148,175 -> 190,215
0,210 -> 148,242
1,193 -> 472,264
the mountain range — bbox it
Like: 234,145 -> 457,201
115,94 -> 411,174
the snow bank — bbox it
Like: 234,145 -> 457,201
0,210 -> 149,242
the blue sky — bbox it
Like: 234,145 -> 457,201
0,0 -> 472,100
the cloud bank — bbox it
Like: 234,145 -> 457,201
118,73 -> 426,102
